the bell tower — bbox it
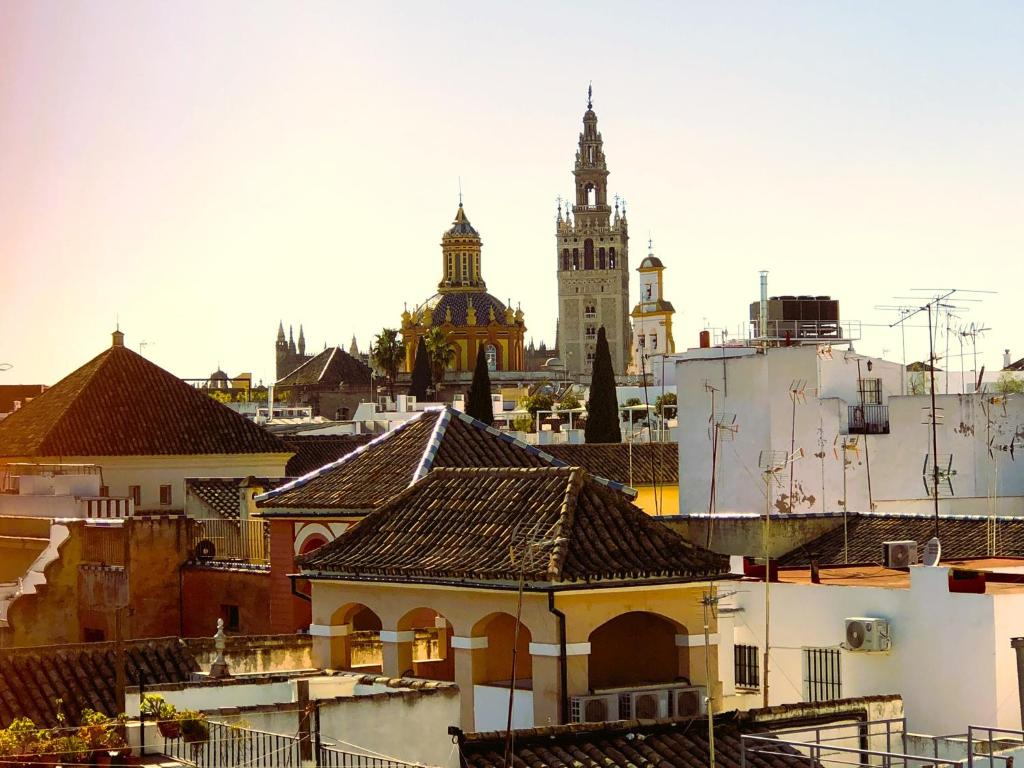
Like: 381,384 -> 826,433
556,87 -> 630,376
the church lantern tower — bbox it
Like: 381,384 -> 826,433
556,88 -> 631,376
629,241 -> 676,375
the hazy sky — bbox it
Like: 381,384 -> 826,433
2,1 -> 1022,386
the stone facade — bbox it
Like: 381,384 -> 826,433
556,92 -> 631,376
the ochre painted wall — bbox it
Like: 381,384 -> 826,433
181,567 -> 272,637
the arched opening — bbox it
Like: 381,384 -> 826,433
561,249 -> 570,271
572,248 -> 579,270
299,534 -> 328,556
397,607 -> 455,681
472,612 -> 533,687
585,184 -> 597,206
329,603 -> 383,672
584,239 -> 594,270
588,612 -> 686,691
608,247 -> 616,269
485,344 -> 497,372
598,247 -> 606,269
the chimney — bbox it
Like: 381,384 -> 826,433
111,328 -> 125,348
1005,350 -> 1012,369
1012,637 -> 1024,728
759,271 -> 769,343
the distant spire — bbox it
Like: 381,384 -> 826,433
298,324 -> 306,356
349,334 -> 359,356
648,233 -> 653,253
458,176 -> 463,207
277,321 -> 286,343
587,81 -> 593,110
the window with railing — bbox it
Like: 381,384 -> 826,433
585,304 -> 596,319
848,404 -> 890,434
585,325 -> 597,340
735,644 -> 760,689
803,647 -> 842,702
858,378 -> 882,405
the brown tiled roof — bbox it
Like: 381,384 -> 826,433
186,477 -> 288,519
282,434 -> 376,476
0,345 -> 290,457
258,408 -> 637,514
0,638 -> 198,727
776,513 -> 1024,566
544,442 -> 678,485
300,467 -> 726,585
276,347 -> 371,388
461,711 -> 813,768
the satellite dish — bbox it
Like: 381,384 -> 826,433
923,537 -> 942,567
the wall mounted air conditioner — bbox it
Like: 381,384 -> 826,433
882,540 -> 918,568
671,686 -> 707,716
570,694 -> 620,723
845,617 -> 891,652
622,689 -> 670,719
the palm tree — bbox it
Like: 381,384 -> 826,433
371,328 -> 402,398
424,327 -> 457,387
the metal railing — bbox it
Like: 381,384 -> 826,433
189,518 -> 269,564
0,463 -> 102,493
158,723 -> 424,768
848,404 -> 891,435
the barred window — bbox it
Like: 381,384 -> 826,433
803,647 -> 842,702
735,644 -> 760,689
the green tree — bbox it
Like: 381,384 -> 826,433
585,327 -> 622,443
654,391 -> 677,418
466,345 -> 494,425
995,371 -> 1024,395
559,392 -> 581,410
424,327 -> 457,386
622,396 -> 645,425
408,337 -> 431,400
371,328 -> 402,398
519,391 -> 555,432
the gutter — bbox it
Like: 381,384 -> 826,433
547,592 -> 569,725
290,574 -> 312,603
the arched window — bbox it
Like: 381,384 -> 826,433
598,247 -> 606,269
585,184 -> 597,206
572,249 -> 580,270
561,248 -> 570,271
485,344 -> 497,371
584,239 -> 594,270
609,247 -> 616,269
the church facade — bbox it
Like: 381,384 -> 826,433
401,203 -> 526,373
556,92 -> 632,376
629,245 -> 676,375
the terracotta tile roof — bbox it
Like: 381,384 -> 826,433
300,466 -> 727,585
544,442 -> 678,485
776,512 -> 1024,566
0,345 -> 290,457
186,477 -> 288,519
461,712 -> 813,768
282,434 -> 376,476
257,408 -> 637,514
276,347 -> 371,388
0,638 -> 198,727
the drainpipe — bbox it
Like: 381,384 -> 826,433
1011,637 -> 1024,727
547,592 -> 568,725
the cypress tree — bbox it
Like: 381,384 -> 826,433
466,345 -> 494,425
585,326 -> 622,443
409,337 -> 431,400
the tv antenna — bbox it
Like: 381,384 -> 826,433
705,379 -> 738,548
757,447 -> 802,708
833,435 -> 860,563
959,322 -> 990,392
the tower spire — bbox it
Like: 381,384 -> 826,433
587,81 -> 592,110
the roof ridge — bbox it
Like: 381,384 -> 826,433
275,347 -> 332,384
410,406 -> 454,485
547,467 -> 585,580
319,347 -> 338,383
256,409 -> 441,503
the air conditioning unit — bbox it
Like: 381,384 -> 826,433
671,686 -> 707,716
883,540 -> 918,568
570,694 -> 620,723
845,617 -> 891,652
620,689 -> 670,720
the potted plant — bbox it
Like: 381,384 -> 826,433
140,695 -> 179,740
178,711 -> 208,745
0,718 -> 42,767
78,709 -> 129,765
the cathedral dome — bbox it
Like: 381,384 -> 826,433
414,291 -> 513,327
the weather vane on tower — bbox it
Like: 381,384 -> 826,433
587,82 -> 592,110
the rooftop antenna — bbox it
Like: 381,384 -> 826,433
704,380 -> 738,548
892,288 -> 994,539
960,323 -> 990,392
758,447 -> 803,708
787,380 -> 808,512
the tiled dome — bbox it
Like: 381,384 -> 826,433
415,292 -> 511,326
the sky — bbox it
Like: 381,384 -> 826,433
1,1 -> 1022,387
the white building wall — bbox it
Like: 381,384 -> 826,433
725,566 -> 1022,735
676,345 -> 1024,516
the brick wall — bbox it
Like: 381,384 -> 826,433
181,566 -> 272,637
268,519 -> 310,634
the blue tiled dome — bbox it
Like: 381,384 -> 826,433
415,292 -> 511,326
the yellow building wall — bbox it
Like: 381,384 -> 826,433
633,484 -> 679,516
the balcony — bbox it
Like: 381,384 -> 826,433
189,518 -> 269,565
848,404 -> 890,435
